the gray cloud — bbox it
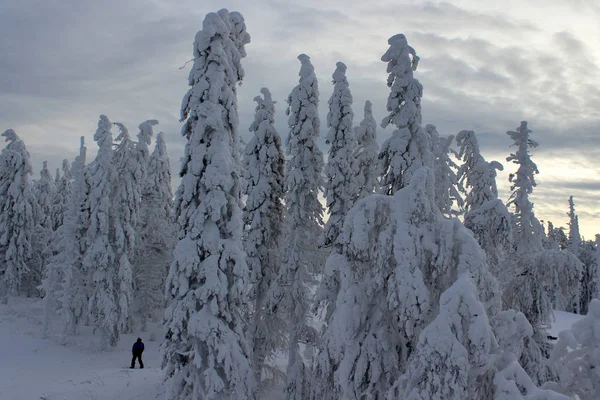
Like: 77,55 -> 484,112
2,0 -> 600,236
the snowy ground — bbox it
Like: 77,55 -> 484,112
0,298 -> 586,400
0,298 -> 164,400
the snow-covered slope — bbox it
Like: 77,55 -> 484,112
0,298 -> 163,400
0,297 -> 586,399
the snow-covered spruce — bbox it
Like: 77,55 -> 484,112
353,100 -> 379,201
503,121 -> 581,383
267,53 -> 325,400
456,129 -> 512,278
52,159 -> 72,231
30,161 -> 55,297
162,9 -> 255,400
311,168 -> 501,399
134,130 -> 175,332
34,161 -> 56,232
112,121 -> 156,334
390,274 -> 499,399
43,136 -> 89,338
243,88 -> 286,388
544,222 -> 568,250
428,125 -> 464,217
567,196 -> 581,252
85,115 -> 119,348
379,34 -> 432,194
506,121 -> 544,252
323,61 -> 356,248
317,61 -> 356,322
0,129 -> 37,303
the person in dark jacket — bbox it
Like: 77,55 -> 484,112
131,337 -> 144,369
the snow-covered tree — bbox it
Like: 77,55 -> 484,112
389,274 -> 498,399
378,34 -> 432,194
43,137 -> 89,337
546,298 -> 600,399
428,124 -> 463,217
52,159 -> 72,231
85,115 -> 119,348
544,221 -> 568,250
502,121 -> 582,383
134,129 -> 173,332
0,129 -> 37,303
58,136 -> 89,337
34,161 -> 55,231
311,168 -> 501,400
162,10 -> 255,400
265,53 -> 325,400
30,161 -> 55,297
242,88 -> 286,388
567,196 -> 581,252
506,121 -> 543,251
323,61 -> 356,248
456,129 -> 512,278
111,121 -> 147,334
316,61 -> 356,324
577,239 -> 597,314
353,100 -> 379,201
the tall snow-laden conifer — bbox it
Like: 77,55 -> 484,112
268,53 -> 325,400
503,121 -> 581,383
353,100 -> 379,201
378,34 -> 432,194
456,130 -> 512,278
52,159 -> 72,231
243,88 -> 286,388
311,35 -> 501,399
85,115 -> 119,348
0,129 -> 37,303
43,137 -> 88,337
62,137 -> 89,336
30,161 -> 55,299
134,124 -> 172,332
317,62 -> 356,323
567,196 -> 581,252
506,122 -> 543,251
311,168 -> 501,400
323,61 -> 356,248
112,121 -> 151,334
34,161 -> 55,231
428,124 -> 463,217
162,10 -> 255,400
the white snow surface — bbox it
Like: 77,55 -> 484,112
0,297 -> 582,399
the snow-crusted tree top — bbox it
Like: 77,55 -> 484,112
94,115 -> 113,150
1,129 -> 32,176
326,61 -> 353,145
286,53 -> 321,155
380,33 -> 421,129
506,121 -> 539,201
457,130 -> 504,211
249,88 -> 276,131
2,129 -> 19,143
137,120 -> 158,147
155,131 -> 167,157
355,100 -> 376,145
186,9 -> 250,101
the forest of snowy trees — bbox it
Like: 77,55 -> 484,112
1,8 -> 600,400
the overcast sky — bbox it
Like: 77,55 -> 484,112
1,0 -> 599,238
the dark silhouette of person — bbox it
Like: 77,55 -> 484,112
131,337 -> 144,369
